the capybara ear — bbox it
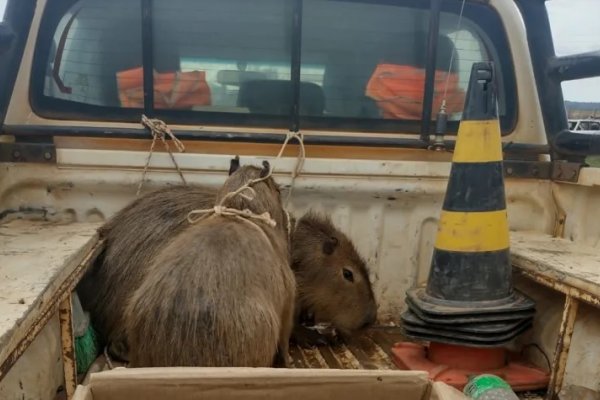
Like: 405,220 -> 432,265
322,236 -> 339,255
229,156 -> 240,176
260,160 -> 271,178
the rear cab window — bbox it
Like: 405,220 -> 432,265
31,0 -> 517,136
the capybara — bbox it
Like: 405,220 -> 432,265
291,211 -> 377,341
124,162 -> 296,367
78,157 -> 378,362
77,156 -> 249,360
77,184 -> 220,360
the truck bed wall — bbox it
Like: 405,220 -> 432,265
1,154 -> 599,395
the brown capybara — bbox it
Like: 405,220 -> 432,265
291,211 -> 377,342
77,157 -> 245,360
77,186 -> 217,361
124,162 -> 296,367
78,157 -> 378,362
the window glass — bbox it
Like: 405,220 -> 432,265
42,0 -> 142,109
32,0 -> 515,133
438,16 -> 489,122
302,0 -> 431,122
151,0 -> 293,116
299,0 -> 514,133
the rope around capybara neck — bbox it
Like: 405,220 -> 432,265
186,129 -> 303,229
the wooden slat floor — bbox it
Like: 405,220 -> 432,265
289,326 -> 403,370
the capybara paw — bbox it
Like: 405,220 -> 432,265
290,325 -> 334,348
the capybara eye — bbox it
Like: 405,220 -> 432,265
343,268 -> 354,282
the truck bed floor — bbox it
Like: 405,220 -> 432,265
289,326 -> 402,370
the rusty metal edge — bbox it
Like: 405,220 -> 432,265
0,240 -> 104,380
504,161 -> 552,180
551,161 -> 584,183
545,296 -> 580,400
515,269 -> 600,307
503,161 -> 586,182
515,270 -> 594,400
0,142 -> 56,164
59,295 -> 77,400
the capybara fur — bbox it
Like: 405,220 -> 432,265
291,212 -> 377,339
124,162 -> 296,367
77,184 -> 218,360
78,157 -> 378,363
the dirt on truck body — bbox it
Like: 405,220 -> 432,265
1,0 -> 600,399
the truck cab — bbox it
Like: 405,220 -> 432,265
1,0 -> 599,399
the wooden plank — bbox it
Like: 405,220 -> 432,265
510,231 -> 600,302
81,368 -> 433,400
0,220 -> 101,374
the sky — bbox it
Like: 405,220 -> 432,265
547,0 -> 600,102
0,0 -> 598,102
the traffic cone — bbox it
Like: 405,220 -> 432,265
391,62 -> 549,391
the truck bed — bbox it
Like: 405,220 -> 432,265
78,326 -> 544,400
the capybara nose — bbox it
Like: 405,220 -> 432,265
362,306 -> 377,329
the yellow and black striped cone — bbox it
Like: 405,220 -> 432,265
402,62 -> 535,347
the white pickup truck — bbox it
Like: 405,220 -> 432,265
1,0 -> 600,399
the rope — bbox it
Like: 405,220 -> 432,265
275,131 -> 306,206
136,115 -> 187,196
185,130 -> 304,245
187,176 -> 277,230
188,205 -> 276,227
103,346 -> 115,370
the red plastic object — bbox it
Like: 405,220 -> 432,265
391,341 -> 550,391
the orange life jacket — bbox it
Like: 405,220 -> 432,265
116,67 -> 212,109
365,64 -> 465,120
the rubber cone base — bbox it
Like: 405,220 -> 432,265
401,310 -> 533,347
404,288 -> 536,346
407,288 -> 536,318
391,341 -> 550,392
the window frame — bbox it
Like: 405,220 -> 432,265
29,0 -> 517,137
0,0 -> 36,128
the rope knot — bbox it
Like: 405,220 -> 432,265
136,115 -> 187,196
187,204 -> 277,228
141,115 -> 186,153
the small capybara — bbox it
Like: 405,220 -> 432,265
124,162 -> 295,367
291,212 -> 377,341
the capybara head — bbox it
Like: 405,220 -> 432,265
291,211 -> 377,335
219,160 -> 289,236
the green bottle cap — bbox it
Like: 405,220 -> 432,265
463,374 -> 512,399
